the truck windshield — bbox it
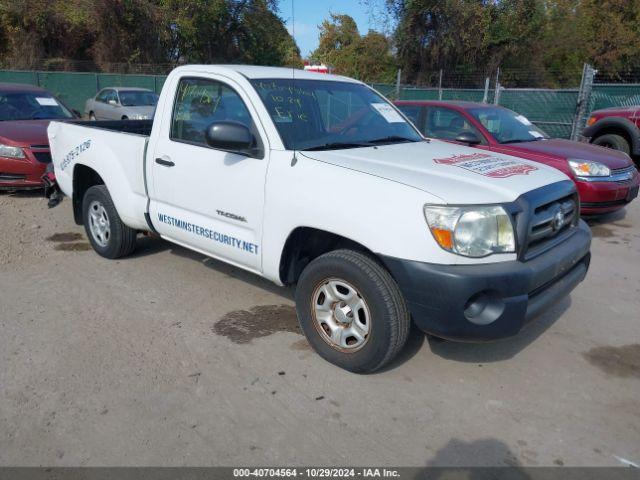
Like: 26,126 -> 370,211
250,79 -> 422,150
119,90 -> 158,107
468,107 -> 549,144
0,92 -> 74,121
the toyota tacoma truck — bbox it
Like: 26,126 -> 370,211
47,65 -> 592,373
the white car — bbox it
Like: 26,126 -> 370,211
47,65 -> 591,372
84,87 -> 158,121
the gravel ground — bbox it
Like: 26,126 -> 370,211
0,191 -> 639,467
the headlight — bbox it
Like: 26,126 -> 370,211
568,159 -> 610,177
424,205 -> 516,257
0,144 -> 25,159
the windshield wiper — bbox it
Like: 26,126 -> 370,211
367,135 -> 420,145
503,137 -> 546,144
303,141 -> 373,151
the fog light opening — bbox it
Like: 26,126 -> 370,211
464,290 -> 506,325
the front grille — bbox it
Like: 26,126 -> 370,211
0,173 -> 27,181
519,187 -> 580,261
610,165 -> 637,184
32,151 -> 52,164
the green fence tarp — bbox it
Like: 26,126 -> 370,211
0,70 -> 168,112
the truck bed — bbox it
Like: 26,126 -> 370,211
69,119 -> 154,137
48,119 -> 152,231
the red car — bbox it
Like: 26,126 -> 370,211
396,100 -> 639,215
0,83 -> 76,190
584,106 -> 640,159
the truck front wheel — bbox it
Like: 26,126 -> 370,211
82,185 -> 137,259
295,249 -> 410,373
592,133 -> 631,155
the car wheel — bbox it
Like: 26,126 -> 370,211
89,112 -> 96,121
82,185 -> 137,259
295,249 -> 410,373
122,116 -> 128,120
592,134 -> 630,155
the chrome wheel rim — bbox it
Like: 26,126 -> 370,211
311,278 -> 370,352
88,200 -> 111,247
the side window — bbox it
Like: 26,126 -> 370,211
170,77 -> 253,146
96,90 -> 110,103
107,90 -> 118,104
425,107 -> 483,142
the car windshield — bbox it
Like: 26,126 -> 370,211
468,107 -> 549,144
119,90 -> 158,107
250,78 -> 422,150
0,91 -> 74,121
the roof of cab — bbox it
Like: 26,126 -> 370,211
172,64 -> 360,83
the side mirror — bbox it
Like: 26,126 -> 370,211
108,99 -> 118,106
205,121 -> 255,155
455,131 -> 482,145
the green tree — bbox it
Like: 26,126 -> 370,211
578,0 -> 640,73
0,0 -> 93,69
0,0 -> 300,70
311,13 -> 396,82
390,0 -> 548,84
90,0 -> 170,69
160,0 -> 300,66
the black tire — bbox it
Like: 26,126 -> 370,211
82,185 -> 137,259
592,134 -> 630,155
295,249 -> 410,373
121,116 -> 128,120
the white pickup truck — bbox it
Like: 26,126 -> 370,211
47,65 -> 591,372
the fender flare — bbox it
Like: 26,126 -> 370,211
583,117 -> 640,155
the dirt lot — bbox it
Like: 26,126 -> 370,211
0,191 -> 639,467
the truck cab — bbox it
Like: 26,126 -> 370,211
47,65 -> 591,373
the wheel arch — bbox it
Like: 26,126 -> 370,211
278,226 -> 386,286
72,164 -> 105,224
584,117 -> 640,155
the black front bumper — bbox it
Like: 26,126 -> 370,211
382,220 -> 591,342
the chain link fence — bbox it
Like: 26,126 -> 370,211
373,65 -> 640,140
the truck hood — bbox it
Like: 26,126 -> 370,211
301,139 -> 569,204
0,120 -> 51,146
500,138 -> 632,169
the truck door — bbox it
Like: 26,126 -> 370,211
147,75 -> 268,273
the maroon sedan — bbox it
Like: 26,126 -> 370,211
395,100 -> 639,215
0,83 -> 76,190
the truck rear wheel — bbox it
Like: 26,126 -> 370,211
82,185 -> 137,259
592,134 -> 630,155
295,249 -> 410,373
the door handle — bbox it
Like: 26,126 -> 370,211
155,157 -> 175,167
